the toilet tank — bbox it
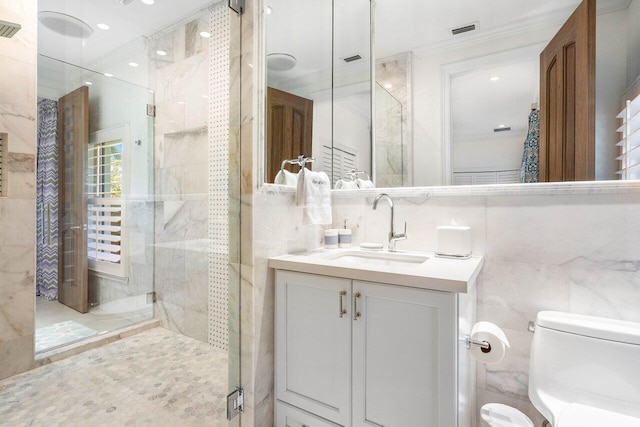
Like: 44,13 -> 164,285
529,311 -> 640,424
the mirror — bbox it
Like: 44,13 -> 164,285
264,0 -> 371,187
263,0 -> 640,188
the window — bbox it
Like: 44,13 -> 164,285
87,126 -> 127,276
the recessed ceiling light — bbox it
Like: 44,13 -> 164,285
201,94 -> 209,98
498,124 -> 505,128
39,11 -> 93,39
156,50 -> 167,56
128,62 -> 139,67
267,53 -> 297,71
141,0 -> 155,4
177,101 -> 186,105
490,76 -> 500,82
104,72 -> 114,77
266,6 -> 273,14
97,23 -> 110,30
384,83 -> 392,89
200,31 -> 211,38
85,81 -> 93,86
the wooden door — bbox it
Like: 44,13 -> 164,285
58,86 -> 89,313
276,401 -> 342,427
539,0 -> 595,181
352,281 -> 457,427
266,87 -> 313,182
275,271 -> 351,426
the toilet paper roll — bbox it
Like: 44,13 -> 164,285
469,321 -> 510,364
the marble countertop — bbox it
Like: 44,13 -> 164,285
268,247 -> 484,293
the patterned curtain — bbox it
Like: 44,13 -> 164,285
520,109 -> 540,183
36,99 -> 59,301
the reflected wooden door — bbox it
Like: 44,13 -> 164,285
58,86 -> 89,313
266,87 -> 313,182
539,0 -> 595,182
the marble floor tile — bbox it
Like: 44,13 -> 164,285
0,327 -> 229,426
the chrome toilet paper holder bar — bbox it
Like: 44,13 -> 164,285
465,336 -> 491,351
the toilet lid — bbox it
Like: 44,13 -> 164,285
556,404 -> 640,427
480,403 -> 534,427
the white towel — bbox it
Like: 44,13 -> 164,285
274,169 -> 298,187
334,179 -> 358,189
296,168 -> 332,225
356,178 -> 375,189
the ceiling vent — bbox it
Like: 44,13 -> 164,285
451,22 -> 478,36
493,127 -> 511,133
342,54 -> 362,63
0,20 -> 21,38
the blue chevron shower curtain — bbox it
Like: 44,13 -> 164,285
36,99 -> 59,301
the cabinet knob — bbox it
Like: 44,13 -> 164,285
353,292 -> 361,320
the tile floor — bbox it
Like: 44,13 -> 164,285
36,296 -> 153,353
0,327 -> 229,426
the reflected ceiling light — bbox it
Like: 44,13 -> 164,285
141,0 -> 155,4
97,23 -> 110,30
104,72 -> 114,77
490,76 -> 500,82
267,53 -> 297,71
156,50 -> 167,56
200,31 -> 211,38
128,62 -> 139,67
266,6 -> 273,14
384,83 -> 392,89
38,11 -> 93,39
85,81 -> 93,86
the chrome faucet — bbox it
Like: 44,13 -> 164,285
372,193 -> 407,252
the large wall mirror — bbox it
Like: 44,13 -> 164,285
262,0 -> 640,188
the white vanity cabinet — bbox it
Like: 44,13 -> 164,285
275,270 -> 458,427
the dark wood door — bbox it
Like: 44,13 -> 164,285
266,87 -> 313,182
58,86 -> 89,313
539,0 -> 595,182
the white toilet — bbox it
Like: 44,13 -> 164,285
529,311 -> 640,426
480,403 -> 534,427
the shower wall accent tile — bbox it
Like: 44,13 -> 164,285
208,3 -> 231,352
0,0 -> 37,381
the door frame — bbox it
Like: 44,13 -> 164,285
441,43 -> 546,185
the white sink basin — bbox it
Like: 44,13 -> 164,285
325,250 -> 429,266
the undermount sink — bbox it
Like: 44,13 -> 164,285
325,250 -> 429,266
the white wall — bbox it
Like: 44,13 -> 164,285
453,136 -> 525,172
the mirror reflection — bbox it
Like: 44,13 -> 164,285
265,0 -> 371,187
264,0 -> 640,188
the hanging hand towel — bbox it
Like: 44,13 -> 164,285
274,169 -> 298,187
296,168 -> 332,225
356,178 -> 375,189
335,179 -> 358,189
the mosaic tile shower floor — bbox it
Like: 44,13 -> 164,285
0,328 -> 229,426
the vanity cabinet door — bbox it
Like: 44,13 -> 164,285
276,271 -> 352,426
351,281 -> 457,427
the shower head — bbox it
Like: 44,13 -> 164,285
0,20 -> 21,38
118,0 -> 135,4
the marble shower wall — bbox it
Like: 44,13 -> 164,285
0,0 -> 37,380
151,12 -> 211,344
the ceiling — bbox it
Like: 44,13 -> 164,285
451,60 -> 539,144
38,0 -> 215,70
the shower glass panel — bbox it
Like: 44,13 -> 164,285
36,55 -> 155,353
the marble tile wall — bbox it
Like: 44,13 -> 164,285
0,0 -> 37,381
151,13 -> 211,344
241,186 -> 640,426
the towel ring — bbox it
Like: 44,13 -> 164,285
281,155 -> 315,173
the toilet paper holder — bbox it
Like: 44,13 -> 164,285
465,336 -> 491,353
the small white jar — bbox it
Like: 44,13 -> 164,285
324,229 -> 339,249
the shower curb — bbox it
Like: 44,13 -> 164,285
34,319 -> 161,367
